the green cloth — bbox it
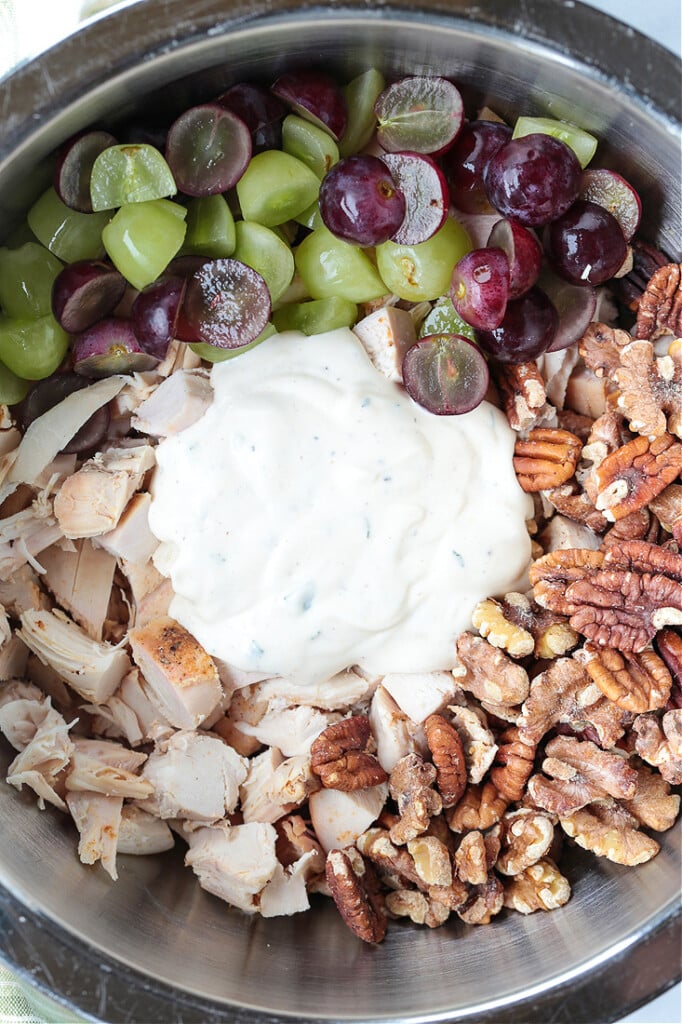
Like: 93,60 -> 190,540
0,964 -> 44,1024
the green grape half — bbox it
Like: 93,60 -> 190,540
295,225 -> 387,302
189,322 -> 277,362
0,315 -> 70,380
28,187 -> 110,263
183,195 -> 236,259
419,296 -> 476,342
90,144 -> 177,211
0,360 -> 31,405
233,221 -> 295,304
0,243 -> 63,319
273,296 -> 357,335
282,115 -> 339,179
236,150 -> 320,227
512,116 -> 598,169
102,199 -> 187,291
339,68 -> 385,158
376,217 -> 471,302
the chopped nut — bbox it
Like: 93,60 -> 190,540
635,262 -> 682,341
575,641 -> 672,713
357,827 -> 422,888
621,762 -> 680,832
567,569 -> 682,653
407,835 -> 453,887
488,591 -> 580,660
388,753 -> 442,845
657,628 -> 682,689
546,485 -> 609,534
494,360 -> 548,432
579,322 -> 632,379
633,709 -> 682,785
650,485 -> 682,543
454,830 -> 488,885
457,874 -> 504,925
528,735 -> 637,816
491,726 -> 536,802
601,507 -> 658,548
615,339 -> 682,440
594,433 -> 682,522
513,428 -> 582,492
310,716 -> 387,791
448,705 -> 498,784
325,848 -> 386,943
530,548 -> 605,616
454,633 -> 530,706
503,858 -> 571,914
472,597 -> 534,658
446,782 -> 508,833
424,713 -> 467,808
385,888 -> 451,927
496,809 -> 555,876
560,801 -> 660,866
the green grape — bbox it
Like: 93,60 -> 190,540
232,221 -> 294,304
236,151 -> 320,227
90,144 -> 177,211
294,200 -> 323,230
513,116 -> 598,169
282,115 -> 339,179
273,296 -> 357,335
295,225 -> 387,302
419,296 -> 476,342
189,322 -> 277,362
27,187 -> 110,263
376,218 -> 471,302
0,243 -> 63,319
0,360 -> 31,405
102,199 -> 187,291
0,314 -> 70,380
184,195 -> 236,259
339,68 -> 385,158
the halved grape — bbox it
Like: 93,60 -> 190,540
539,267 -> 597,352
513,116 -> 598,169
487,218 -> 542,299
295,225 -> 386,303
102,199 -> 187,291
374,77 -> 463,154
0,314 -> 70,380
189,323 -> 276,363
0,243 -> 63,320
418,297 -> 476,342
15,372 -> 109,453
0,361 -> 31,405
131,276 -> 186,359
54,130 -> 117,213
272,296 -> 357,335
216,83 -> 287,153
339,68 -> 385,158
402,334 -> 489,415
73,318 -> 159,377
484,134 -> 582,227
233,221 -> 294,304
182,258 -> 271,349
450,247 -> 509,330
282,114 -> 339,179
90,143 -> 177,211
51,260 -> 127,333
442,120 -> 512,214
166,105 -> 251,197
28,187 -> 110,263
183,195 -> 236,259
545,199 -> 627,286
579,169 -> 641,241
294,200 -> 323,231
475,286 -> 558,363
381,152 -> 448,245
271,71 -> 347,141
236,150 -> 320,227
319,155 -> 405,247
375,217 -> 471,302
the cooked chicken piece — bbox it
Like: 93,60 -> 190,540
118,668 -> 174,743
117,805 -> 175,855
539,514 -> 602,553
139,730 -> 247,821
66,746 -> 152,800
212,715 -> 263,757
369,685 -> 417,772
240,749 -> 316,824
0,503 -> 63,580
538,347 -> 581,411
381,671 -> 459,724
565,366 -> 608,420
252,668 -> 376,712
54,442 -> 155,539
40,540 -> 116,640
156,338 -> 202,378
308,783 -> 389,853
185,821 -> 278,913
93,492 -> 159,566
259,849 -> 320,918
0,564 -> 49,615
0,635 -> 29,681
34,454 -> 78,493
120,558 -> 165,615
0,679 -> 49,740
132,370 -> 213,437
0,425 -> 20,456
3,694 -> 74,811
135,576 -> 173,627
25,652 -> 74,710
353,306 -> 417,384
19,608 -> 131,703
71,736 -> 148,771
212,658 -> 274,692
0,602 -> 9,648
66,791 -> 122,880
235,706 -> 339,758
128,616 -> 222,730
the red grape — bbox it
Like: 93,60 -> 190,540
450,247 -> 509,330
216,82 -> 287,153
131,275 -> 186,359
319,155 -> 406,247
475,286 -> 558,363
380,152 -> 448,245
442,120 -> 512,213
182,258 -> 271,349
271,71 -> 347,141
545,199 -> 627,286
539,268 -> 597,352
484,134 -> 582,227
72,318 -> 159,377
579,168 -> 641,241
51,260 -> 127,333
487,218 -> 542,298
165,104 -> 251,196
402,333 -> 489,415
53,130 -> 117,213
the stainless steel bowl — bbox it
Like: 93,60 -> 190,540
0,2 -> 680,1021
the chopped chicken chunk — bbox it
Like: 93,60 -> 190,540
132,370 -> 213,437
40,540 -> 117,639
252,668 -> 375,712
540,514 -> 601,552
54,442 -> 155,539
93,492 -> 159,565
139,730 -> 247,821
66,791 -> 122,880
369,684 -> 417,772
135,577 -> 174,627
259,849 -> 320,918
240,749 -> 316,824
381,671 -> 459,724
117,806 -> 175,855
66,739 -> 152,800
19,608 -> 131,703
308,783 -> 388,853
0,564 -> 49,615
185,821 -> 278,913
0,503 -> 63,580
1,689 -> 74,810
353,306 -> 417,383
128,616 -> 222,730
235,706 -> 338,757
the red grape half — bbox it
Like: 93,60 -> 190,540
166,104 -> 252,196
402,333 -> 489,415
381,152 -> 448,245
182,258 -> 271,349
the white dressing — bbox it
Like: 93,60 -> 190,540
149,328 -> 532,684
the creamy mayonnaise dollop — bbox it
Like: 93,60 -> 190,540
149,328 -> 532,684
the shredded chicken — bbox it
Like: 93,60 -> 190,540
185,821 -> 278,913
66,791 -> 122,880
132,369 -> 213,436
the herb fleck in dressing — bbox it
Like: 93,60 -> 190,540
149,328 -> 532,683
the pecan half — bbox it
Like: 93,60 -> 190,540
601,507 -> 658,548
424,713 -> 467,808
456,874 -> 504,925
491,725 -> 536,802
454,633 -> 530,706
650,485 -> 682,544
454,830 -> 488,885
388,753 -> 442,845
496,809 -> 556,876
310,716 -> 387,791
633,709 -> 682,785
594,433 -> 682,522
657,628 -> 682,689
579,322 -> 632,379
503,858 -> 571,913
528,735 -> 637,816
449,705 -> 498,784
604,538 -> 682,580
494,360 -> 548,432
547,484 -> 609,534
575,641 -> 672,713
513,428 -> 582,492
567,569 -> 682,653
635,262 -> 682,341
325,849 -> 387,943
446,782 -> 508,833
615,339 -> 682,440
612,240 -> 670,314
560,801 -> 660,866
621,762 -> 680,832
530,548 -> 605,616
